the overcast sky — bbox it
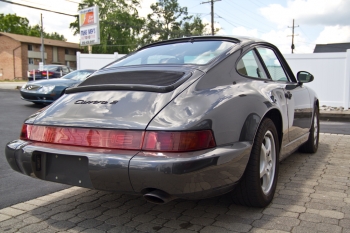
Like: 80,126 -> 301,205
1,0 -> 350,54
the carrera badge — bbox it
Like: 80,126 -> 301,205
74,100 -> 119,104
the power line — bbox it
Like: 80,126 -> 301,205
214,14 -> 237,27
248,0 -> 263,8
223,1 -> 274,32
65,0 -> 81,3
251,0 -> 266,8
0,0 -> 77,16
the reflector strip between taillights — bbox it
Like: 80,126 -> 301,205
20,124 -> 216,152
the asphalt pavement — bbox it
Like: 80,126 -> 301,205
0,89 -> 69,209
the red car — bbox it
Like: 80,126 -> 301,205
28,65 -> 73,81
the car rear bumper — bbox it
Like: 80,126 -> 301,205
6,140 -> 252,199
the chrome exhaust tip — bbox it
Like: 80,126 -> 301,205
143,190 -> 176,204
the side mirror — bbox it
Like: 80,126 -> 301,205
297,71 -> 314,84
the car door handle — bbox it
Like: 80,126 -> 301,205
285,92 -> 292,99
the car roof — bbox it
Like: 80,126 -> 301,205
138,35 -> 267,51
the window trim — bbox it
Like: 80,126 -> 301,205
235,49 -> 269,80
254,46 -> 291,83
235,43 -> 297,83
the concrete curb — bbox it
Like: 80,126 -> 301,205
320,110 -> 350,122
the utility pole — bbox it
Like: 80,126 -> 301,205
288,19 -> 299,54
201,0 -> 221,35
40,13 -> 45,64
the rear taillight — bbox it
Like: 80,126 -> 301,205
20,124 -> 216,152
142,131 -> 216,152
41,71 -> 54,76
20,124 -> 31,140
29,70 -> 39,75
21,125 -> 143,150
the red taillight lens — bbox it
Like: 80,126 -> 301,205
20,124 -> 32,140
20,124 -> 216,152
21,124 -> 143,150
41,71 -> 53,76
142,130 -> 216,152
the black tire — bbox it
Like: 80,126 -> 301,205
232,118 -> 280,207
299,106 -> 319,153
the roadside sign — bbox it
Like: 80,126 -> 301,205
79,6 -> 100,46
39,62 -> 44,71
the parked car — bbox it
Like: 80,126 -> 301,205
6,36 -> 319,207
21,69 -> 96,104
28,65 -> 74,81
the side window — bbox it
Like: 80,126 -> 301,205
237,50 -> 267,79
124,58 -> 141,66
256,48 -> 288,82
62,67 -> 69,73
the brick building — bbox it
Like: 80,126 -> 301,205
0,32 -> 81,80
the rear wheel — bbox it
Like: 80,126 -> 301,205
232,118 -> 279,207
299,106 -> 319,153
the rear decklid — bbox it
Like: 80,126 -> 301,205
32,66 -> 203,130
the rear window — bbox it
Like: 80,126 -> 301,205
43,65 -> 59,71
107,40 -> 236,68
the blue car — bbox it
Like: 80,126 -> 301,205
21,69 -> 96,104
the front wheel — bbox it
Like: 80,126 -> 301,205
232,118 -> 279,207
299,106 -> 319,153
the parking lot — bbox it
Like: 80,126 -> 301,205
0,132 -> 350,233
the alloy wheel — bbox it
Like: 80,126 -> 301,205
260,130 -> 276,195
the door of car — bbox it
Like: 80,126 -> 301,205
62,66 -> 70,76
255,47 -> 312,143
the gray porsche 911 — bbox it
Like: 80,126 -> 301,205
5,36 -> 319,207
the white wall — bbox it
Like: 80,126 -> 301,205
76,52 -> 125,70
284,50 -> 350,108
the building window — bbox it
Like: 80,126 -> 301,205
65,48 -> 69,54
28,58 -> 34,64
28,44 -> 33,51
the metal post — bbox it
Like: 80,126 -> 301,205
288,19 -> 299,54
33,69 -> 36,81
41,14 -> 45,64
88,45 -> 92,54
201,0 -> 221,35
47,69 -> 49,79
291,19 -> 295,54
211,0 -> 214,35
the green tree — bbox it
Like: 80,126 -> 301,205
45,31 -> 67,41
141,0 -> 192,44
181,16 -> 209,37
70,0 -> 144,54
0,13 -> 30,35
0,13 -> 67,41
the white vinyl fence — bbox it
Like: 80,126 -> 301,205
76,50 -> 350,108
76,52 -> 125,70
284,50 -> 350,109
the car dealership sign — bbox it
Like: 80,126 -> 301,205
79,6 -> 100,46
